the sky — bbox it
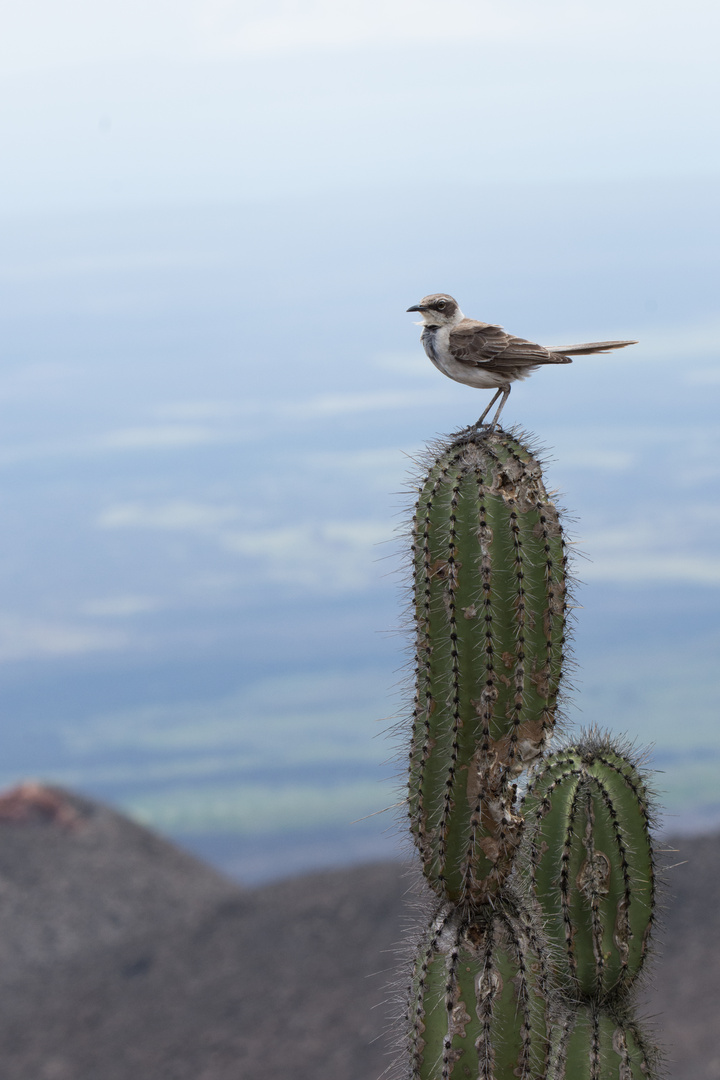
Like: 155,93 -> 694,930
1,0 -> 719,211
0,0 -> 718,882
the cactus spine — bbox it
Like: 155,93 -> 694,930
400,427 -> 662,1080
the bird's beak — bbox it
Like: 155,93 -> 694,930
406,304 -> 424,313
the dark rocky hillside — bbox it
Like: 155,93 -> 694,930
0,783 -> 714,1080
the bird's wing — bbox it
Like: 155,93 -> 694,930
448,320 -> 555,368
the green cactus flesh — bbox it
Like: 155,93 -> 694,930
549,1003 -> 659,1079
409,430 -> 568,902
408,898 -> 553,1080
523,740 -> 655,1001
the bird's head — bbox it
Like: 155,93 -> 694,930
406,294 -> 463,327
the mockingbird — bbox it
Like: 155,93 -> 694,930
407,293 -> 637,430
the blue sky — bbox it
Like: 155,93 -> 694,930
0,2 -> 718,880
2,0 -> 719,210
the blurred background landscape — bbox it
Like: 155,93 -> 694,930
0,0 -> 718,885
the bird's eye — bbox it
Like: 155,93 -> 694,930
436,299 -> 447,310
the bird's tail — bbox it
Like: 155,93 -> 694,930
546,339 -> 638,357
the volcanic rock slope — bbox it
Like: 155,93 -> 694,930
0,785 -> 715,1080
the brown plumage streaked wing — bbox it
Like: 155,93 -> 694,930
448,320 -> 557,368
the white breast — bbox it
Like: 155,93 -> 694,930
423,326 -> 508,390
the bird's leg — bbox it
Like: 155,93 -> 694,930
487,387 -> 511,432
475,388 -> 504,427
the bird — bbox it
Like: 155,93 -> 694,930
406,293 -> 637,430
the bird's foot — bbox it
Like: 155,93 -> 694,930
452,421 -> 493,444
475,419 -> 497,434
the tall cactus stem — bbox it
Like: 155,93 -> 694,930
397,427 -> 663,1080
408,429 -> 569,903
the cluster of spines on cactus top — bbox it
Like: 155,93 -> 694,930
408,430 -> 568,903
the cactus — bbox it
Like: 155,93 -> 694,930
408,893 -> 554,1080
522,738 -> 655,1002
548,1003 -> 659,1080
408,432 -> 567,903
398,426 -> 663,1080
